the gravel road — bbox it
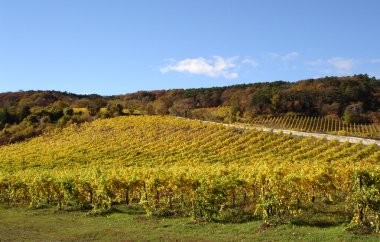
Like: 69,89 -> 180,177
200,120 -> 380,146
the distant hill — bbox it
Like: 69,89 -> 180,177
0,90 -> 104,108
2,74 -> 380,121
0,74 -> 379,145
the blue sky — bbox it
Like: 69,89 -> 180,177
1,0 -> 380,95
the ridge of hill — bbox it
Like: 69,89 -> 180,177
1,74 -> 380,145
2,74 -> 380,121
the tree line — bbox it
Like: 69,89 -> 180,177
1,74 -> 380,145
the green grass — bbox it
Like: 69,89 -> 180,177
0,205 -> 379,241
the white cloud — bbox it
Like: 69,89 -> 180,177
160,56 -> 239,79
327,57 -> 354,74
266,51 -> 299,61
281,52 -> 299,61
242,58 -> 259,68
370,59 -> 380,63
305,59 -> 323,66
267,52 -> 280,59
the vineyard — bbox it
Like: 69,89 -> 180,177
251,116 -> 380,139
0,116 -> 379,231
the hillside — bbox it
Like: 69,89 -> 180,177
2,75 -> 380,121
1,116 -> 379,229
1,75 -> 380,146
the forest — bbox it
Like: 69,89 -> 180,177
1,74 -> 379,145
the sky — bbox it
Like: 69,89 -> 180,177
1,0 -> 380,95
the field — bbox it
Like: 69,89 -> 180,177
250,116 -> 380,138
1,115 -> 380,240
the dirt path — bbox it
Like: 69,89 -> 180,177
199,120 -> 380,146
